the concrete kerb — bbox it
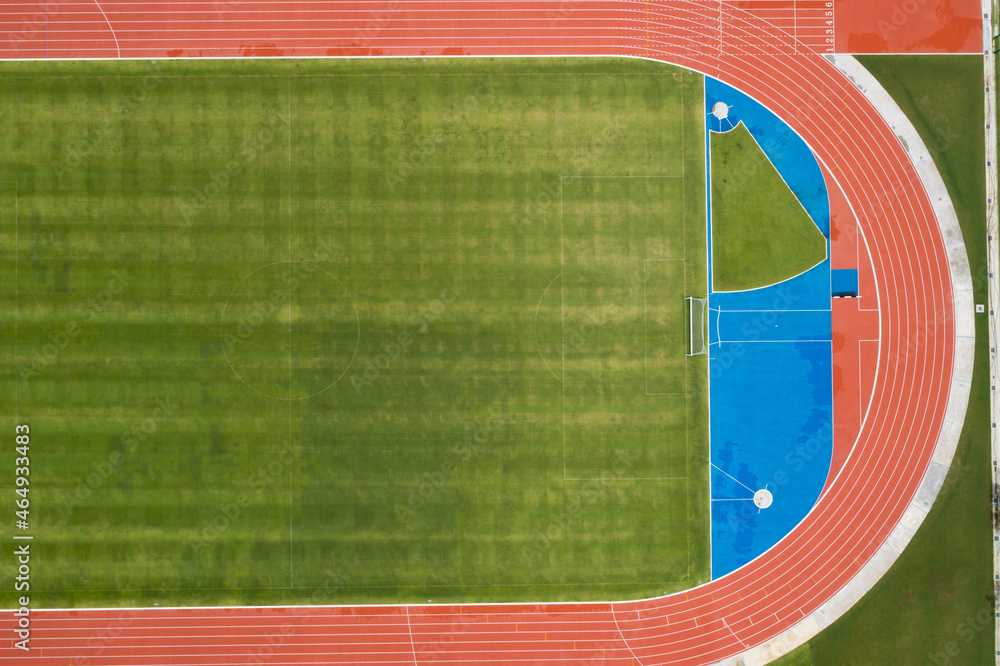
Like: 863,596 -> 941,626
709,54 -> 975,666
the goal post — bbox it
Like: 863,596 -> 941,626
686,296 -> 708,356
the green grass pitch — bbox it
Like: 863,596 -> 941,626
0,56 -> 708,607
710,122 -> 827,292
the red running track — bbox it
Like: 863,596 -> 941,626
0,2 -> 956,664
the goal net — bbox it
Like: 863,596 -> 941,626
686,297 -> 708,356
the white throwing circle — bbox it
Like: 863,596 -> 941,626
711,101 -> 730,120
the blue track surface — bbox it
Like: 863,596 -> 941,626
713,309 -> 831,343
705,78 -> 834,579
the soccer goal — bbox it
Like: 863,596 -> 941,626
686,296 -> 708,356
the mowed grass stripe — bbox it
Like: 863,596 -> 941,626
0,57 -> 708,607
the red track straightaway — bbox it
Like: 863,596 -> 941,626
0,2 -> 956,664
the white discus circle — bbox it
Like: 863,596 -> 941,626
711,101 -> 730,119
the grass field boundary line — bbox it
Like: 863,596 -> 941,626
682,79 -> 686,180
13,179 -> 17,421
47,576 -> 685,591
286,77 -> 294,587
561,176 -> 566,481
46,580 -> 686,595
563,476 -> 688,481
566,175 -> 684,178
682,85 -> 692,577
35,582 -> 700,612
707,70 -> 717,297
643,257 -> 686,398
644,257 -> 649,395
700,70 -> 713,584
18,52 -> 973,67
831,51 -> 980,55
0,72 -> 687,80
287,448 -> 294,580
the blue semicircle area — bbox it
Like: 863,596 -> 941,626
705,77 -> 834,579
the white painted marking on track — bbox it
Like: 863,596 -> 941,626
710,462 -> 755,496
611,602 -> 644,666
91,0 -> 121,57
406,606 -> 418,664
723,618 -> 747,649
